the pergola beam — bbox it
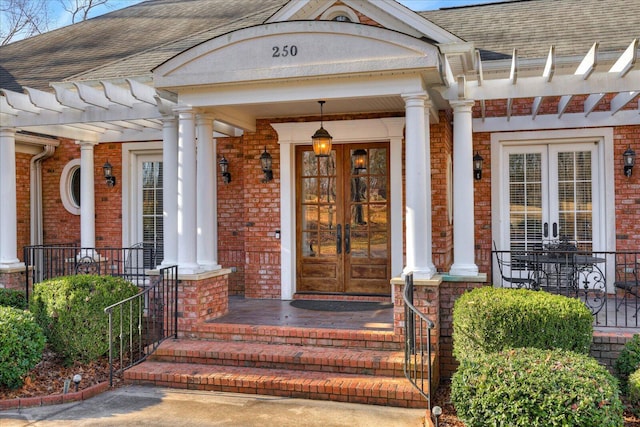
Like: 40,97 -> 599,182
609,39 -> 637,78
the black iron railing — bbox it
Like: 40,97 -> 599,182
104,264 -> 178,386
23,244 -> 159,301
492,248 -> 640,328
403,272 -> 435,414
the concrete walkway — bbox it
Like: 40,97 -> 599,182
0,385 -> 426,427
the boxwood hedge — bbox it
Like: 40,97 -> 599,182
614,334 -> 640,393
453,287 -> 593,361
29,275 -> 140,364
451,347 -> 623,427
0,306 -> 46,389
628,368 -> 640,416
0,288 -> 27,309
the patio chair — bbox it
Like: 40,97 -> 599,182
493,241 -> 539,290
615,261 -> 639,316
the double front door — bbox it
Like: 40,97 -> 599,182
296,143 -> 391,295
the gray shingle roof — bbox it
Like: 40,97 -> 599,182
420,0 -> 639,60
1,0 -> 636,93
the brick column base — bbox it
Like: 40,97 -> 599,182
0,266 -> 28,292
176,269 -> 231,338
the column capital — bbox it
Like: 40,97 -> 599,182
75,140 -> 98,147
174,106 -> 195,118
195,113 -> 215,125
449,99 -> 475,111
0,127 -> 17,136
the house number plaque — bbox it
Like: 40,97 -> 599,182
272,45 -> 298,57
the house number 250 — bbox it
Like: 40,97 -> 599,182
272,45 -> 298,57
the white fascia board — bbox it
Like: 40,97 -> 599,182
473,109 -> 640,133
345,0 -> 462,43
179,73 -> 425,108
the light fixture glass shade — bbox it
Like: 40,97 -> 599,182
311,100 -> 332,157
352,149 -> 367,171
219,156 -> 231,184
103,161 -> 113,178
312,127 -> 333,157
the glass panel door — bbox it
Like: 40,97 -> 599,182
138,157 -> 163,269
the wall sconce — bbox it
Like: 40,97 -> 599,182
219,155 -> 231,184
473,152 -> 484,180
260,146 -> 273,182
103,161 -> 116,187
352,149 -> 367,172
311,100 -> 333,157
623,146 -> 636,177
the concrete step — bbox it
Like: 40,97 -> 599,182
125,361 -> 426,408
150,339 -> 405,377
186,322 -> 403,350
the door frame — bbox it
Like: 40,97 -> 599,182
121,141 -> 163,251
273,117 -> 405,300
490,128 -> 616,282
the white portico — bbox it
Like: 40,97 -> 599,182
152,20 -> 469,294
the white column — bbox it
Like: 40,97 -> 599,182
196,113 -> 220,270
0,128 -> 22,267
176,108 -> 199,272
78,141 -> 97,255
402,93 -> 436,279
450,100 -> 479,276
161,115 -> 179,267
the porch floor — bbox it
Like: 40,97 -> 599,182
206,296 -> 394,331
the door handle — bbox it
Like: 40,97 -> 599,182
345,224 -> 351,254
552,222 -> 558,238
543,222 -> 549,238
336,224 -> 342,254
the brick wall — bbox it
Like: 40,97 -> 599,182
94,143 -> 122,248
431,110 -> 454,272
16,152 -> 31,261
42,138 -> 81,245
614,125 -> 640,250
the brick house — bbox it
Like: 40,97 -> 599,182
1,0 -> 638,403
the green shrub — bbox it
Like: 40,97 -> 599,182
614,334 -> 640,392
453,287 -> 593,361
29,275 -> 140,364
628,368 -> 640,416
0,306 -> 46,389
451,347 -> 623,427
0,288 -> 27,309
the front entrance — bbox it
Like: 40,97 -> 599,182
296,143 -> 391,295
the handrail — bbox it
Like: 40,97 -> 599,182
104,264 -> 178,386
403,272 -> 434,413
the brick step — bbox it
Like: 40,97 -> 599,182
151,339 -> 405,377
188,323 -> 403,350
125,361 -> 427,408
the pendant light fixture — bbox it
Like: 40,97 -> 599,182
311,100 -> 332,157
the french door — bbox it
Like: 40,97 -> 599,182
296,143 -> 391,294
503,142 -> 600,252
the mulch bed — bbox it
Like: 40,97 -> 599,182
0,347 -> 123,401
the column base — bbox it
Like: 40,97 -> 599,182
449,263 -> 479,277
403,265 -> 437,280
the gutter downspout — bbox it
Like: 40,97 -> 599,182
30,145 -> 56,246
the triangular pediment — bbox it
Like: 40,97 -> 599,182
153,21 -> 440,90
267,0 -> 462,44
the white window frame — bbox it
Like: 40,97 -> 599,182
60,159 -> 81,215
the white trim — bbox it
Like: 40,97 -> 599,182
59,159 -> 81,215
320,5 -> 360,23
273,117 -> 405,300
